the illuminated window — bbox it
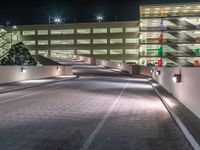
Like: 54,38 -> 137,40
93,49 -> 107,55
50,29 -> 74,35
23,41 -> 36,45
93,28 -> 107,33
110,39 -> 123,44
126,38 -> 139,43
22,31 -> 36,35
51,40 -> 74,45
38,50 -> 48,57
77,39 -> 91,44
77,29 -> 90,34
93,39 -> 107,44
126,27 -> 139,32
126,49 -> 139,54
110,28 -> 123,33
38,30 -> 48,35
51,50 -> 74,58
77,50 -> 91,54
110,49 -> 123,54
110,60 -> 122,63
38,40 -> 48,45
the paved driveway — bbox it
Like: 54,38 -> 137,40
0,65 -> 192,150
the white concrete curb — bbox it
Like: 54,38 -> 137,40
149,80 -> 200,150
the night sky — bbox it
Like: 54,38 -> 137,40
0,0 -> 199,25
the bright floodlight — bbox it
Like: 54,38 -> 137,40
54,18 -> 61,24
97,15 -> 103,22
13,25 -> 17,29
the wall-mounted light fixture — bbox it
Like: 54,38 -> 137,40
150,69 -> 154,73
172,74 -> 181,83
57,67 -> 61,71
21,67 -> 27,73
156,70 -> 161,76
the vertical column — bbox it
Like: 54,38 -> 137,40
35,30 -> 39,55
47,29 -> 51,57
74,28 -> 77,55
107,27 -> 110,60
122,27 -> 126,63
90,28 -> 93,57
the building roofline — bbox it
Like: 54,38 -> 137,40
12,20 -> 139,28
140,2 -> 200,7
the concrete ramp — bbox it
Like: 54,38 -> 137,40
33,54 -> 62,66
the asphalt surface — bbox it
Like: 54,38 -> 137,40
0,65 -> 192,150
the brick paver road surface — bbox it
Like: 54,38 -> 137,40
0,65 -> 192,150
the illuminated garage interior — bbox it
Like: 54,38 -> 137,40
140,3 -> 200,66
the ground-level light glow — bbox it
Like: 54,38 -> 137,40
21,67 -> 27,73
19,79 -> 54,84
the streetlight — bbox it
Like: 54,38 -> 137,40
97,15 -> 103,22
12,25 -> 17,29
11,25 -> 17,44
49,16 -> 65,24
54,18 -> 61,24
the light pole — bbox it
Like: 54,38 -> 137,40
11,25 -> 17,44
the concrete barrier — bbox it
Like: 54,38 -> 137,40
73,55 -> 140,75
0,66 -> 73,84
139,66 -> 152,76
72,55 -> 95,64
151,67 -> 200,119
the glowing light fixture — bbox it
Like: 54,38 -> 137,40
13,25 -> 17,29
54,18 -> 61,24
97,15 -> 103,22
156,70 -> 161,76
57,67 -> 61,71
172,74 -> 181,83
21,67 -> 27,73
150,69 -> 154,73
49,16 -> 65,24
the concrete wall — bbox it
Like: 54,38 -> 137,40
96,59 -> 133,74
73,55 -> 140,75
74,55 -> 93,64
139,66 -> 152,77
0,66 -> 73,84
152,67 -> 200,119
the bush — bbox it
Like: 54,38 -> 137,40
0,42 -> 37,66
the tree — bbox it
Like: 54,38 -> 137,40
0,42 -> 37,66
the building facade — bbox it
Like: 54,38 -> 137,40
13,21 -> 139,64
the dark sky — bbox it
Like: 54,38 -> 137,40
0,0 -> 199,25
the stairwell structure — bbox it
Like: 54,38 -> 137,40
0,26 -> 19,59
139,3 -> 200,66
